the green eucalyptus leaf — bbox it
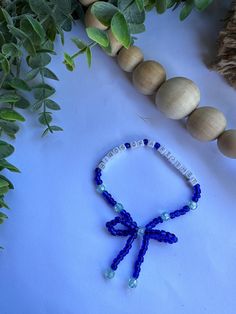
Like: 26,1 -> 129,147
0,159 -> 20,173
38,113 -> 52,125
0,109 -> 25,122
118,0 -> 145,24
0,57 -> 10,74
50,125 -> 63,132
41,68 -> 59,80
43,16 -> 57,42
9,78 -> 31,91
0,141 -> 14,159
194,0 -> 213,11
180,2 -> 194,20
45,99 -> 61,110
32,100 -> 43,111
0,8 -> 13,26
27,53 -> 51,69
86,27 -> 109,47
8,26 -> 36,56
86,47 -> 92,68
128,23 -> 145,34
2,43 -> 22,58
24,15 -> 46,40
156,0 -> 168,13
0,186 -> 9,196
0,175 -> 13,189
33,83 -> 55,100
63,53 -> 75,71
0,121 -> 19,137
15,97 -> 30,109
26,68 -> 39,81
111,12 -> 131,48
0,94 -> 21,104
29,0 -> 51,16
91,2 -> 118,27
135,0 -> 144,11
0,212 -> 8,219
0,178 -> 9,188
71,38 -> 87,50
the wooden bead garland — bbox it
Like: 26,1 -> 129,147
85,6 -> 107,30
155,77 -> 200,120
186,107 -> 227,141
106,30 -> 123,57
79,0 -> 236,159
217,130 -> 236,159
132,61 -> 166,95
79,0 -> 96,6
117,46 -> 144,72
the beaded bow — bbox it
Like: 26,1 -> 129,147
105,210 -> 178,288
95,139 -> 201,288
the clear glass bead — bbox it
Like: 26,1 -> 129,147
189,201 -> 198,210
96,184 -> 105,193
114,203 -> 124,213
104,268 -> 115,279
161,212 -> 170,221
128,278 -> 138,288
137,227 -> 145,236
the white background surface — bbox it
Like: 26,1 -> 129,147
1,1 -> 236,314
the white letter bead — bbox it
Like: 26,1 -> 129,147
147,140 -> 155,148
169,156 -> 176,164
158,146 -> 167,155
98,161 -> 105,170
131,141 -> 138,148
185,170 -> 193,179
102,156 -> 110,164
112,147 -> 120,155
189,177 -> 198,186
119,144 -> 126,151
174,160 -> 181,169
164,150 -> 172,159
179,165 -> 187,175
107,151 -> 114,158
137,140 -> 144,147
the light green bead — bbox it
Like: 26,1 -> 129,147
128,277 -> 138,288
137,227 -> 145,236
104,268 -> 115,279
96,184 -> 105,193
161,212 -> 170,221
189,201 -> 198,210
114,203 -> 124,213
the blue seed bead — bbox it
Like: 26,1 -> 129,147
128,277 -> 138,288
95,167 -> 101,174
183,205 -> 190,212
104,268 -> 115,279
154,142 -> 161,150
125,143 -> 131,149
192,196 -> 199,202
95,178 -> 103,185
175,210 -> 181,217
143,139 -> 148,145
114,203 -> 124,213
96,184 -> 105,193
170,212 -> 175,219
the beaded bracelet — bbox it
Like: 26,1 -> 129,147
94,139 -> 201,288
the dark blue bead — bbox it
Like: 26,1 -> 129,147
143,139 -> 148,145
192,196 -> 199,202
95,179 -> 103,185
170,212 -> 175,219
175,210 -> 181,217
154,142 -> 160,150
125,143 -> 131,149
183,205 -> 190,212
95,167 -> 101,174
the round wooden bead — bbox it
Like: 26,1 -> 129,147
106,30 -> 123,57
217,129 -> 236,159
84,6 -> 107,30
132,61 -> 166,95
155,77 -> 200,119
117,46 -> 144,72
79,0 -> 96,6
186,106 -> 227,141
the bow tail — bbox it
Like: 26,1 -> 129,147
110,234 -> 137,271
132,234 -> 150,279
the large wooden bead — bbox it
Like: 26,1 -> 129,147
155,77 -> 200,119
106,30 -> 123,57
186,107 -> 227,141
84,6 -> 107,30
132,61 -> 166,95
79,0 -> 96,6
117,46 -> 144,72
217,129 -> 236,159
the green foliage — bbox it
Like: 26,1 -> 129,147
67,0 -> 213,71
0,0 -> 80,230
